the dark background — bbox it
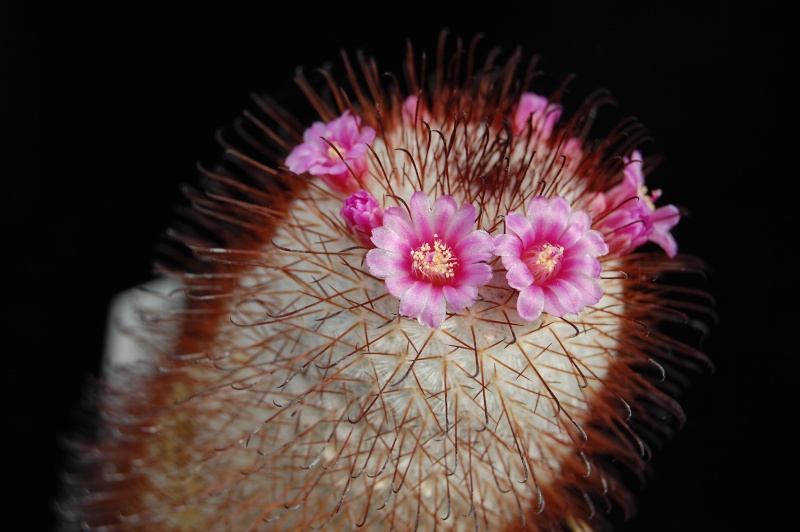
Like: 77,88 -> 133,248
4,6 -> 789,531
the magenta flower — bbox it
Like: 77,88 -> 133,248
365,192 -> 494,329
589,150 -> 680,258
285,110 -> 377,194
401,95 -> 431,126
494,195 -> 608,323
341,189 -> 384,248
512,92 -> 563,137
402,95 -> 420,123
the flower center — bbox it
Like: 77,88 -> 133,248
638,183 -> 656,210
411,235 -> 457,284
522,242 -> 564,283
327,141 -> 344,160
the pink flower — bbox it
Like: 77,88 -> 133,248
341,189 -> 384,248
512,92 -> 563,137
494,195 -> 608,322
365,192 -> 494,329
285,110 -> 376,194
557,137 -> 585,171
401,95 -> 431,126
589,150 -> 680,258
402,95 -> 420,123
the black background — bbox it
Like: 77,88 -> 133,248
4,5 -> 789,531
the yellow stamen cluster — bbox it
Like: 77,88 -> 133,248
638,183 -> 657,210
327,141 -> 344,159
536,243 -> 564,272
411,234 -> 457,282
523,242 -> 564,283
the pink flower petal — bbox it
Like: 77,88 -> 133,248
399,281 -> 432,320
513,92 -> 563,138
418,289 -> 447,329
375,208 -> 416,250
544,278 -> 587,315
443,202 -> 475,242
559,210 -> 592,248
385,275 -> 416,300
443,284 -> 478,313
493,233 -> 523,258
453,231 -> 494,262
505,212 -> 534,247
409,191 -> 434,240
651,205 -> 681,258
506,262 -> 534,291
364,249 -> 406,278
517,285 -> 545,322
561,254 -> 603,279
567,274 -> 604,306
538,195 -> 570,242
432,195 -> 458,236
459,262 -> 494,288
525,196 -> 554,240
566,229 -> 608,258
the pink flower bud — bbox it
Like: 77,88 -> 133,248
341,189 -> 384,248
